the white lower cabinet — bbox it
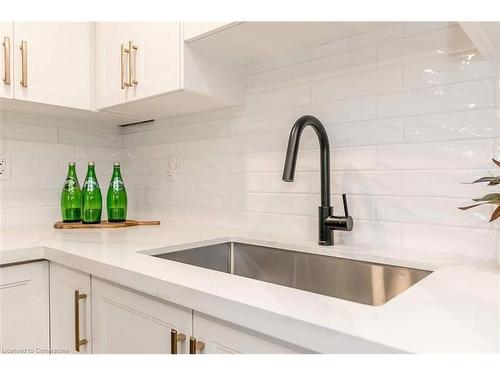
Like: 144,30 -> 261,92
91,277 -> 192,354
0,261 -> 50,354
91,277 -> 307,354
192,312 -> 308,354
49,263 -> 91,354
0,261 -> 311,354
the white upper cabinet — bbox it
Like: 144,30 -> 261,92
95,22 -> 181,109
95,22 -> 244,119
12,22 -> 92,110
183,22 -> 240,41
1,22 -> 13,98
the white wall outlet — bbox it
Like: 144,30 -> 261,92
166,158 -> 176,181
0,155 -> 10,181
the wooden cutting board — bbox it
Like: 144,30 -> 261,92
54,220 -> 160,229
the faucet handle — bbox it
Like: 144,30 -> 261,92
324,194 -> 354,231
342,193 -> 349,217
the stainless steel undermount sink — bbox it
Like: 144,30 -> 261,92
151,242 -> 432,306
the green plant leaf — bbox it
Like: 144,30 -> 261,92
490,205 -> 500,222
458,203 -> 486,210
472,193 -> 500,203
468,176 -> 500,184
493,158 -> 500,168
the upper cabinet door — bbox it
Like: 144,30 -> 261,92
1,22 -> 13,98
95,22 -> 181,109
95,22 -> 130,109
13,22 -> 91,110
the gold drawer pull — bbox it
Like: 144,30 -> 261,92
170,329 -> 186,354
74,290 -> 88,352
129,41 -> 138,85
189,337 -> 205,354
121,43 -> 130,89
3,36 -> 10,85
19,40 -> 27,87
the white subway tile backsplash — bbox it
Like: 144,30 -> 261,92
378,80 -> 496,118
0,121 -> 58,143
195,173 -> 244,192
1,207 -> 60,226
327,119 -> 403,147
313,24 -> 404,57
376,196 -> 493,228
376,140 -> 494,170
377,25 -> 473,66
311,66 -> 403,103
339,220 -> 402,248
245,172 -> 312,193
402,170 -> 498,198
75,145 -> 124,161
307,96 -> 377,124
181,154 -> 244,174
331,147 -> 378,170
403,52 -> 499,90
59,128 -> 122,147
5,140 -> 74,158
403,110 -> 499,143
329,170 -> 403,195
182,118 -> 239,142
401,224 -> 495,260
244,211 -> 311,239
0,190 -> 58,209
246,66 -> 294,93
182,190 -> 231,209
197,208 -> 243,228
294,47 -> 377,82
245,84 -> 311,113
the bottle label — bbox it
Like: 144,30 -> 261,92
64,177 -> 77,193
84,177 -> 99,191
111,179 -> 124,191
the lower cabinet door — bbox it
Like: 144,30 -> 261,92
192,312 -> 310,354
0,261 -> 50,354
50,263 -> 91,354
92,278 -> 192,354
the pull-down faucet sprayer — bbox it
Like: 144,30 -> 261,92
283,115 -> 353,246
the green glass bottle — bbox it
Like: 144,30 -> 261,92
107,161 -> 127,222
60,161 -> 82,222
82,161 -> 102,224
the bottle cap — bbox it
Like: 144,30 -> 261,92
114,161 -> 120,167
88,161 -> 95,166
68,161 -> 76,166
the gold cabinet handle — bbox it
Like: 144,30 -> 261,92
19,40 -> 27,87
128,41 -> 138,86
121,43 -> 131,89
3,36 -> 10,85
189,337 -> 205,354
74,290 -> 88,352
170,329 -> 186,354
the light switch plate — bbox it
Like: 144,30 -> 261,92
166,158 -> 176,181
0,155 -> 10,180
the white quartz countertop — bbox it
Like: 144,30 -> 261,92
1,222 -> 499,353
